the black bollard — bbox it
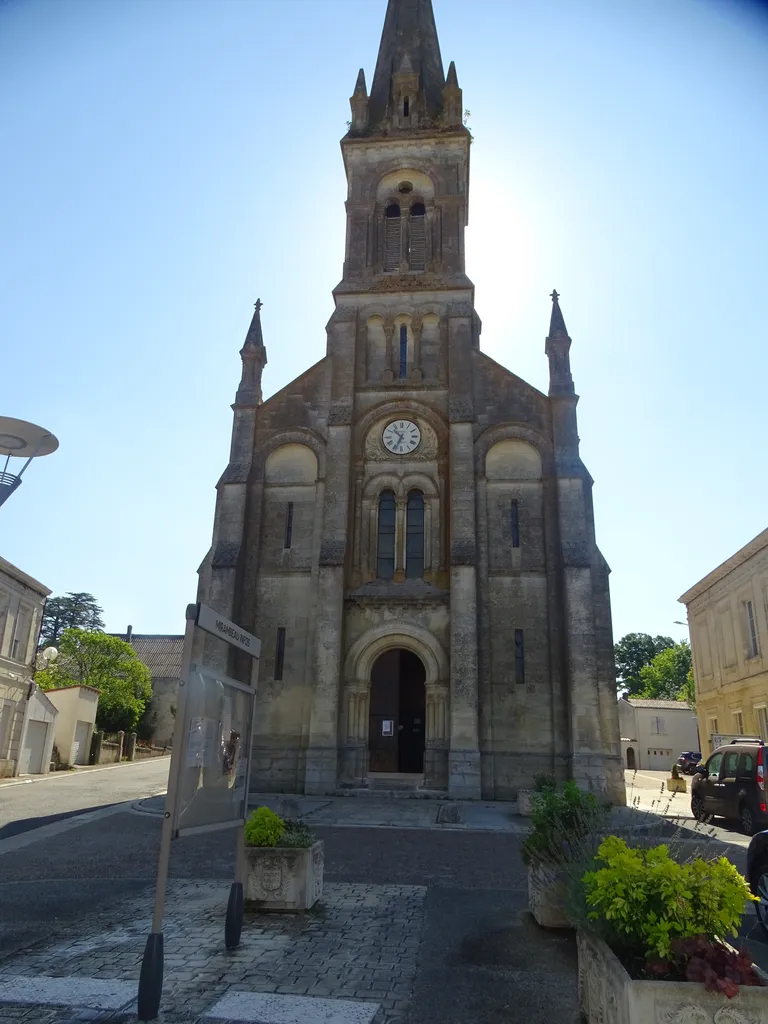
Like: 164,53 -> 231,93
225,881 -> 244,950
137,932 -> 164,1020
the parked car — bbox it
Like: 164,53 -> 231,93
676,751 -> 702,775
690,739 -> 768,835
746,829 -> 768,936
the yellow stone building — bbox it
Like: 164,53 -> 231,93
680,528 -> 768,756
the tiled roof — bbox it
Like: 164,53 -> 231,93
108,633 -> 184,677
625,698 -> 694,710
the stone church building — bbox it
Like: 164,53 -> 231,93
198,0 -> 624,803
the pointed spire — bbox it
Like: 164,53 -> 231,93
353,67 -> 367,97
548,289 -> 569,338
441,58 -> 462,126
445,59 -> 459,88
237,299 -> 267,406
369,0 -> 445,126
545,290 -> 574,397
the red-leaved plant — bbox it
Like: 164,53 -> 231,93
645,936 -> 761,998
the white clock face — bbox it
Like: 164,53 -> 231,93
382,420 -> 421,455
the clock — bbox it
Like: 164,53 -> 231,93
382,419 -> 421,455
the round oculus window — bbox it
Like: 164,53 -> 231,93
397,181 -> 414,195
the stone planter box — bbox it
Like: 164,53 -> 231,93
578,930 -> 768,1023
528,863 -> 570,929
244,840 -> 324,912
518,789 -> 535,816
666,776 -> 687,794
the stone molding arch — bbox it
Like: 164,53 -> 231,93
344,622 -> 448,686
363,470 -> 438,502
474,422 -> 553,478
256,428 -> 326,481
354,398 -> 448,454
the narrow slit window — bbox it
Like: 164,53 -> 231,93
274,627 -> 286,681
510,500 -> 520,548
408,202 -> 426,271
284,502 -> 294,549
384,203 -> 401,272
399,324 -> 408,377
405,490 -> 424,579
377,490 -> 396,580
746,599 -> 759,658
515,629 -> 525,684
403,96 -> 410,117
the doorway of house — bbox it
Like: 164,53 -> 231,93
368,649 -> 426,774
626,747 -> 636,770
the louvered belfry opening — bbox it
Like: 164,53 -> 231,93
408,202 -> 426,271
384,203 -> 401,271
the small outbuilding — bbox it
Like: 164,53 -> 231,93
618,697 -> 700,771
18,686 -> 57,775
47,685 -> 99,767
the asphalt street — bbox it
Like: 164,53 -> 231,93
0,756 -> 170,839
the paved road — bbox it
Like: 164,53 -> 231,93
0,757 -> 170,839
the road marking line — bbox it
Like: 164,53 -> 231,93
0,756 -> 170,788
205,991 -> 379,1023
0,975 -> 135,1010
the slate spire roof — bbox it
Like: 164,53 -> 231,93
548,289 -> 569,338
369,0 -> 446,125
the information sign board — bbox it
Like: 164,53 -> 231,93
196,604 -> 261,658
170,665 -> 255,836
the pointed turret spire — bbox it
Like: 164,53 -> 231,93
442,58 -> 462,126
350,68 -> 369,132
545,290 -> 575,397
369,0 -> 446,127
445,59 -> 459,88
237,299 -> 268,406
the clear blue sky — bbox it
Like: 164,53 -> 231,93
2,0 -> 767,645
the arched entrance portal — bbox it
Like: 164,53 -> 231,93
626,747 -> 636,770
369,649 -> 426,774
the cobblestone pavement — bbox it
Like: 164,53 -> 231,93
0,879 -> 425,1024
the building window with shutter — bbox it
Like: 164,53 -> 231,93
510,500 -> 520,548
745,599 -> 759,658
515,629 -> 525,684
284,502 -> 294,549
384,203 -> 401,272
405,490 -> 424,579
734,709 -> 744,735
650,716 -> 667,735
408,202 -> 426,271
756,706 -> 768,741
274,627 -> 286,681
377,490 -> 396,580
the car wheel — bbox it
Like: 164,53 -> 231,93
753,864 -> 768,939
691,795 -> 712,823
741,804 -> 756,836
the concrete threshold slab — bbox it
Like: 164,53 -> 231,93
205,990 -> 379,1023
0,974 -> 135,1010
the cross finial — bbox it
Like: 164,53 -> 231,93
550,289 -> 560,303
254,298 -> 263,313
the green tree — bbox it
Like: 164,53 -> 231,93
637,641 -> 693,702
614,632 -> 675,695
37,628 -> 151,733
40,593 -> 104,648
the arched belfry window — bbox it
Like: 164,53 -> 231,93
377,490 -> 396,579
405,490 -> 425,579
384,203 -> 401,272
399,325 -> 408,378
409,202 -> 426,271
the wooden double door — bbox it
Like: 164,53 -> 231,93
368,649 -> 426,774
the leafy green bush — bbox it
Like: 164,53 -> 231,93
582,836 -> 756,963
521,780 -> 607,867
533,773 -> 556,793
244,807 -> 285,847
279,819 -> 315,849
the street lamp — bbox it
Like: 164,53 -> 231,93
0,416 -> 59,508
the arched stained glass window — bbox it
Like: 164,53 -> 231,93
405,490 -> 424,579
377,490 -> 396,579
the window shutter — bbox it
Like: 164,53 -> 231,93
409,205 -> 426,271
384,206 -> 401,272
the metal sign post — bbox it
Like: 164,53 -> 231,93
137,603 -> 261,1022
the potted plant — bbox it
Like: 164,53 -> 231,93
517,772 -> 556,817
576,834 -> 766,1022
243,806 -> 323,912
521,780 -> 607,929
666,763 -> 687,794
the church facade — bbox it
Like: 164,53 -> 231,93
198,0 -> 625,803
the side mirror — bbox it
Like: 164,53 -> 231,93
694,763 -> 706,776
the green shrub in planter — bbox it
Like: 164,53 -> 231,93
521,780 -> 607,867
244,806 -> 285,847
580,835 -> 758,991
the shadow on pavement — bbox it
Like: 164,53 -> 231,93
0,803 -> 117,840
